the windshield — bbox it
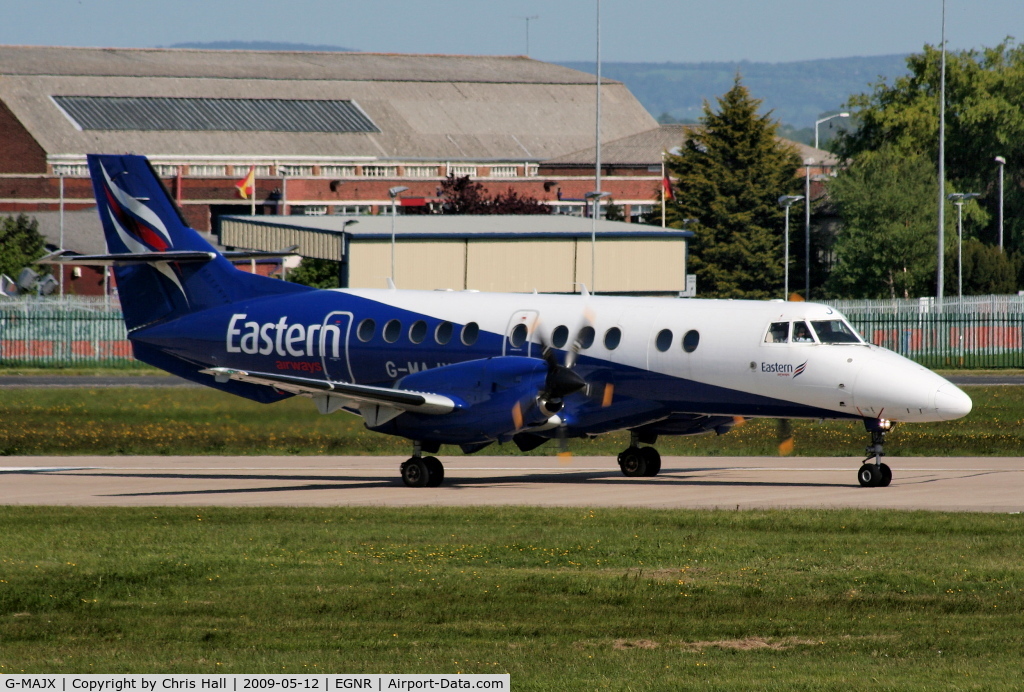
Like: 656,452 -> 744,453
810,319 -> 862,344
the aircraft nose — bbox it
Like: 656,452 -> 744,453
934,382 -> 973,420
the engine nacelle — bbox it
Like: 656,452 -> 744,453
370,356 -> 558,446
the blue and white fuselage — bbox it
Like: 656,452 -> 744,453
50,153 -> 972,488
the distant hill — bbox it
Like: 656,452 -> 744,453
560,55 -> 910,143
166,41 -> 356,52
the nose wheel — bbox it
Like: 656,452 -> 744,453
858,420 -> 893,487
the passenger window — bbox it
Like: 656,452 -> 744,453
765,322 -> 789,343
435,321 -> 453,345
604,327 -> 622,350
793,321 -> 815,343
655,328 -> 673,352
551,325 -> 569,349
461,322 -> 479,346
383,319 -> 401,343
682,330 -> 700,353
357,318 -> 376,342
577,326 -> 595,350
509,323 -> 528,348
409,320 -> 427,344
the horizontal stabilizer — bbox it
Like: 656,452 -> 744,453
221,245 -> 300,260
38,250 -> 216,266
199,367 -> 457,415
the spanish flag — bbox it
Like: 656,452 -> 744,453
235,166 -> 256,200
662,176 -> 674,201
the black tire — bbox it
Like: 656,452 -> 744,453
639,447 -> 662,477
618,446 -> 647,477
878,463 -> 892,487
401,458 -> 430,488
857,463 -> 880,487
424,456 -> 445,487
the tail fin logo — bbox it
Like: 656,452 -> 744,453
99,161 -> 188,302
99,162 -> 173,253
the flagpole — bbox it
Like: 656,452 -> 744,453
251,164 -> 256,215
661,157 -> 666,228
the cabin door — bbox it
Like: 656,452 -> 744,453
320,311 -> 354,383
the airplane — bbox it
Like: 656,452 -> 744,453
45,154 -> 973,488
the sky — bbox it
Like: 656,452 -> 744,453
1,0 -> 1020,64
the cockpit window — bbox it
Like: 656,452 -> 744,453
811,319 -> 862,344
765,322 -> 789,343
792,321 -> 816,343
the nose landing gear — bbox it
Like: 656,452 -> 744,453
858,419 -> 893,487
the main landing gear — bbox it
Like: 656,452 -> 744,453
858,419 -> 893,488
400,441 -> 445,488
617,432 -> 662,477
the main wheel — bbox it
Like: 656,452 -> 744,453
618,446 -> 647,477
424,456 -> 445,487
878,463 -> 892,487
857,463 -> 881,487
639,447 -> 662,477
401,458 -> 430,487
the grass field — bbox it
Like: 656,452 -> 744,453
1,506 -> 1022,688
1,384 -> 1022,457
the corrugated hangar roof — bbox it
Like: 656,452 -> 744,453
1,46 -> 656,162
222,214 -> 694,242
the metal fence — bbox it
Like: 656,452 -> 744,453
846,313 -> 1024,369
3,296 -> 1024,369
828,294 -> 1024,316
1,301 -> 132,366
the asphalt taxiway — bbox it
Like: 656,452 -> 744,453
2,455 -> 1022,512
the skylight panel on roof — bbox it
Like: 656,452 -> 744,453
51,96 -> 380,133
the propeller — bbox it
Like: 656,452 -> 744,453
515,296 -> 597,457
777,418 -> 794,455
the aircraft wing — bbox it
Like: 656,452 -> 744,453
199,367 -> 457,423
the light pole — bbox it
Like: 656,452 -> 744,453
804,157 -> 813,299
585,190 -> 610,293
279,166 -> 289,216
947,192 -> 980,300
937,0 -> 947,310
388,186 -> 409,283
339,219 -> 358,288
521,15 -> 538,56
57,169 -> 65,297
995,156 -> 1006,251
778,195 -> 804,299
814,112 -> 850,150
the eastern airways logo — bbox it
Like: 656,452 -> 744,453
761,361 -> 808,379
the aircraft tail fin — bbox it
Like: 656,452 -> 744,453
86,154 -> 309,330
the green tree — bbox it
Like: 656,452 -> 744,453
952,238 -> 1018,296
289,257 -> 340,289
0,214 -> 47,280
665,77 -> 801,299
836,40 -> 1024,251
825,148 -> 947,299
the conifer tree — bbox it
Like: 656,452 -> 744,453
665,77 -> 801,299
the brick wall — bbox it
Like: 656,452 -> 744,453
0,100 -> 47,173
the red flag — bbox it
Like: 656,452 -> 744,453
662,176 -> 674,200
235,166 -> 256,200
